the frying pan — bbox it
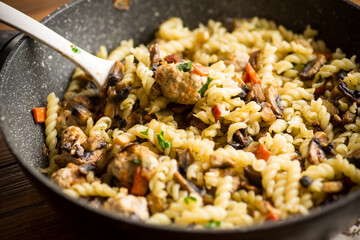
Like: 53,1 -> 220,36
1,0 -> 360,239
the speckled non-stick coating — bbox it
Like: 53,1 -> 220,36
1,0 -> 360,239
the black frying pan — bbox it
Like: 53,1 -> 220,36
1,0 -> 360,239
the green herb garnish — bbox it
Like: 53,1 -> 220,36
156,131 -> 171,150
316,74 -> 323,83
71,44 -> 80,53
131,159 -> 142,165
198,77 -> 213,97
205,220 -> 222,229
140,128 -> 149,136
184,196 -> 197,204
176,62 -> 192,72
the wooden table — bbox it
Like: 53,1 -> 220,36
1,0 -> 360,239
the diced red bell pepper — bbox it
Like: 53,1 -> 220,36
192,63 -> 209,76
211,104 -> 221,123
246,62 -> 261,84
255,143 -> 271,161
130,166 -> 148,196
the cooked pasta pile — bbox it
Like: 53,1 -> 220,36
40,17 -> 360,229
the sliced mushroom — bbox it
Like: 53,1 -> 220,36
104,82 -> 131,118
307,132 -> 335,165
177,148 -> 194,174
79,163 -> 96,175
230,129 -> 248,150
243,141 -> 260,153
338,82 -> 360,104
243,165 -> 262,189
299,54 -> 326,80
265,85 -> 284,118
246,83 -> 265,103
190,116 -> 209,131
249,50 -> 263,71
101,61 -> 125,97
347,149 -> 360,169
260,103 -> 276,123
321,99 -> 339,117
322,181 -> 344,193
174,171 -> 205,195
149,43 -> 160,71
209,153 -> 236,169
342,111 -> 356,125
332,114 -> 342,126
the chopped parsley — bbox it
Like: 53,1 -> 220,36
204,193 -> 214,199
205,220 -> 222,229
316,74 -> 323,83
176,62 -> 192,72
71,44 -> 80,53
184,196 -> 197,204
140,128 -> 149,136
131,159 -> 142,165
198,77 -> 213,97
156,131 -> 171,150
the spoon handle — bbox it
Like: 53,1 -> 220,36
0,2 -> 114,87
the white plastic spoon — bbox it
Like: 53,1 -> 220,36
0,2 -> 115,88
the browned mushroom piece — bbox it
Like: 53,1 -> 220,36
104,81 -> 131,118
347,149 -> 360,169
338,81 -> 360,104
332,114 -> 342,126
60,126 -> 88,156
322,181 -> 344,193
101,61 -> 125,97
51,163 -> 86,188
177,148 -> 194,174
209,153 -> 236,169
230,129 -> 248,150
342,111 -> 356,125
173,171 -> 205,195
249,50 -> 263,71
189,116 -> 209,131
149,43 -> 160,70
299,54 -> 326,80
113,0 -> 130,10
307,131 -> 335,165
265,85 -> 284,118
146,192 -> 166,214
104,195 -> 149,221
155,63 -> 207,104
252,83 -> 266,103
321,99 -> 339,117
260,103 -> 276,123
243,165 -> 263,189
243,141 -> 260,153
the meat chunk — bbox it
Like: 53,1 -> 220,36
299,54 -> 326,80
55,126 -> 108,167
104,195 -> 149,221
146,192 -> 166,214
155,63 -> 207,104
51,163 -> 86,188
107,144 -> 158,188
224,51 -> 249,72
210,154 -> 235,168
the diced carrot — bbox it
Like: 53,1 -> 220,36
266,210 -> 279,221
314,50 -> 332,61
255,143 -> 271,161
164,54 -> 180,63
211,104 -> 221,123
242,72 -> 250,83
32,107 -> 47,124
130,166 -> 148,196
192,63 -> 209,76
246,62 -> 261,84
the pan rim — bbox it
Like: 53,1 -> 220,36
0,0 -> 360,235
